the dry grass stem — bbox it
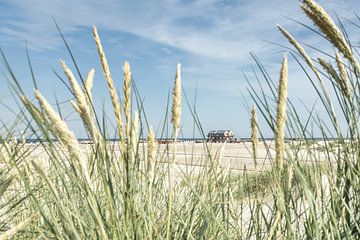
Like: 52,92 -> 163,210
251,104 -> 258,168
318,58 -> 342,85
147,127 -> 156,169
275,55 -> 288,168
123,61 -> 132,138
171,63 -> 181,139
84,68 -> 95,102
277,23 -> 339,132
301,0 -> 360,73
277,25 -> 322,80
61,61 -> 88,113
20,95 -> 44,124
34,90 -> 90,183
93,25 -> 124,142
70,100 -> 81,113
167,63 -> 181,238
335,51 -> 351,98
61,61 -> 101,145
34,90 -> 79,156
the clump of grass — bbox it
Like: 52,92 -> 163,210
2,0 -> 360,238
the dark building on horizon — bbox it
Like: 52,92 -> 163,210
207,130 -> 234,142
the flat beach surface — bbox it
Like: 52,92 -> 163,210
25,140 -> 336,181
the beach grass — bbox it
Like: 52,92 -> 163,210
1,0 -> 360,238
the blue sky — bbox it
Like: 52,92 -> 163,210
0,0 -> 358,138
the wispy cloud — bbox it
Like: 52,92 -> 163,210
1,0 -> 354,57
0,0 -> 358,136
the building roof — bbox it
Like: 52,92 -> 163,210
207,130 -> 234,137
208,130 -> 230,134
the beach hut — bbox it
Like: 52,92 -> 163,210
207,130 -> 234,142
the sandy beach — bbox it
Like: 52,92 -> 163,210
23,140 -> 337,182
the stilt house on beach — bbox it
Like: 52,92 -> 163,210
207,130 -> 234,142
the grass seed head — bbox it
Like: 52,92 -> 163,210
301,0 -> 360,73
61,60 -> 89,113
34,90 -> 79,157
61,61 -> 100,143
275,55 -> 288,168
251,103 -> 258,166
84,68 -> 95,102
34,90 -> 91,183
20,95 -> 44,124
93,25 -> 124,141
123,61 -> 132,138
147,126 -> 156,169
318,58 -> 342,85
277,25 -> 322,80
171,63 -> 181,139
335,51 -> 351,98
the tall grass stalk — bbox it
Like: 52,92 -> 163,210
251,103 -> 258,168
275,54 -> 288,169
2,0 -> 360,238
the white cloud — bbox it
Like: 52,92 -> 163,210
1,0 -> 355,59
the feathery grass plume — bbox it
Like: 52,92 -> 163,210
61,61 -> 101,145
123,61 -> 132,138
147,127 -> 156,170
171,63 -> 182,139
335,51 -> 351,98
278,23 -> 340,134
61,60 -> 88,111
167,63 -> 181,240
277,25 -> 322,80
70,100 -> 81,113
20,95 -> 44,124
275,55 -> 288,168
84,69 -> 97,134
251,104 -> 259,168
34,90 -> 90,184
301,0 -> 360,73
318,58 -> 343,86
84,68 -> 95,102
93,26 -> 124,142
34,90 -> 80,156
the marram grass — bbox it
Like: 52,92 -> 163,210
123,61 -> 132,139
93,25 -> 124,142
171,63 -> 181,140
251,103 -> 258,168
301,0 -> 360,73
275,54 -> 288,168
1,0 -> 360,239
335,51 -> 351,99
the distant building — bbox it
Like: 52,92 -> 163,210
207,130 -> 234,142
